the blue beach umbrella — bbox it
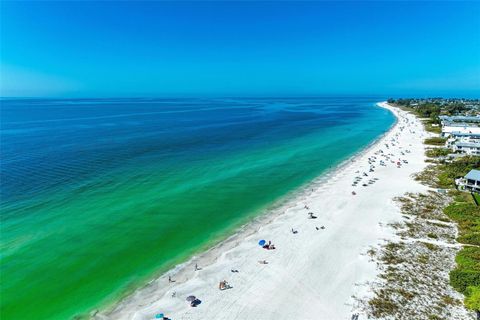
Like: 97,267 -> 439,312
155,313 -> 164,319
258,240 -> 266,246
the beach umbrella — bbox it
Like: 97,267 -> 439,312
155,313 -> 164,319
186,295 -> 196,302
258,240 -> 266,246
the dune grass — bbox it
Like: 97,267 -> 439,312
425,137 -> 448,146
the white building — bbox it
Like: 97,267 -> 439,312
445,132 -> 480,148
456,169 -> 480,193
439,115 -> 480,126
441,124 -> 480,137
452,142 -> 480,155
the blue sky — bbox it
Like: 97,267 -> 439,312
1,1 -> 479,97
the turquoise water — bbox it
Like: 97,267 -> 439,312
0,97 -> 394,319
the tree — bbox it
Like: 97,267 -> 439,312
465,286 -> 480,319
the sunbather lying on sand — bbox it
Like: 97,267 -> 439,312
262,240 -> 276,250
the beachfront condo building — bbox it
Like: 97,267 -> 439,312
456,169 -> 480,194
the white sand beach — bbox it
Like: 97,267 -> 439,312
102,102 -> 429,320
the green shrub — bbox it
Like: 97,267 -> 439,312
465,286 -> 480,312
427,233 -> 438,239
444,202 -> 480,221
458,233 -> 480,246
449,269 -> 480,293
456,247 -> 480,271
444,202 -> 480,245
473,193 -> 480,206
424,137 -> 447,146
425,148 -> 450,158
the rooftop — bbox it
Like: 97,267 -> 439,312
465,169 -> 480,181
439,115 -> 480,123
450,132 -> 480,137
443,123 -> 480,128
455,142 -> 480,148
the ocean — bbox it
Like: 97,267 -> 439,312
0,97 -> 394,319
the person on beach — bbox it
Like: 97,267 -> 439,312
263,241 -> 276,250
219,280 -> 226,290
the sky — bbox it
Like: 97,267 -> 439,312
1,1 -> 479,98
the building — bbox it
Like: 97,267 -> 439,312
456,169 -> 480,193
445,132 -> 480,148
439,115 -> 480,137
452,142 -> 480,155
439,115 -> 480,124
441,124 -> 480,137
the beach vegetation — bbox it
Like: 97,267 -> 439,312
414,104 -> 441,121
473,193 -> 480,206
426,148 -> 450,158
368,293 -> 399,317
464,286 -> 480,315
380,242 -> 406,265
442,294 -> 461,306
415,107 -> 443,129
444,201 -> 480,246
422,242 -> 438,251
440,157 -> 480,315
388,98 -> 472,117
456,247 -> 480,270
422,121 -> 443,134
452,190 -> 474,203
418,254 -> 429,264
424,137 -> 447,146
428,148 -> 447,158
450,269 -> 480,294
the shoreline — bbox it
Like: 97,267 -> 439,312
99,102 -> 424,319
